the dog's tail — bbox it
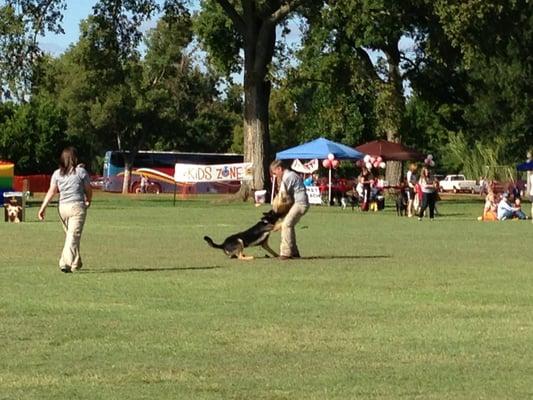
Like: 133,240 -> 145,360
203,236 -> 225,249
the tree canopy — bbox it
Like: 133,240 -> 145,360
0,0 -> 531,184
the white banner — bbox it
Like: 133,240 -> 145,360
291,158 -> 319,174
306,186 -> 323,205
174,162 -> 253,183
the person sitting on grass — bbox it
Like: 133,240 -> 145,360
480,191 -> 498,221
497,192 -> 527,220
513,197 -> 528,219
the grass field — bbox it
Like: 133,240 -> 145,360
1,193 -> 532,399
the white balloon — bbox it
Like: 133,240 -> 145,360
328,153 -> 335,161
365,162 -> 373,170
363,155 -> 371,162
379,161 -> 386,169
430,160 -> 435,167
427,154 -> 433,160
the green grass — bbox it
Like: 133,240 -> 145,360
1,193 -> 532,399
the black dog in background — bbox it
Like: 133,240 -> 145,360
204,210 -> 282,260
396,189 -> 408,216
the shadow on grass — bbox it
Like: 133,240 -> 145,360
80,266 -> 225,274
297,255 -> 391,260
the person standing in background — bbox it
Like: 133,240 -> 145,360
527,167 -> 533,222
418,166 -> 437,220
358,165 -> 373,211
406,163 -> 418,217
38,147 -> 92,273
527,151 -> 533,222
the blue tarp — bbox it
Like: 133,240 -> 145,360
276,137 -> 365,160
517,161 -> 533,171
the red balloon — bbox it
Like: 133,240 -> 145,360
322,159 -> 332,169
332,159 -> 340,169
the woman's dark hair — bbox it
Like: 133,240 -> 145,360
59,147 -> 78,176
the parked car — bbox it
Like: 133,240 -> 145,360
90,176 -> 105,190
439,174 -> 479,193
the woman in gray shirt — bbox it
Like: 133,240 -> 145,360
38,147 -> 92,273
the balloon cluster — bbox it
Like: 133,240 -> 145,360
356,155 -> 386,170
424,154 -> 435,167
322,153 -> 340,169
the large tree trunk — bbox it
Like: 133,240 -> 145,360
122,161 -> 132,194
212,1 -> 297,201
242,75 -> 271,198
237,18 -> 275,200
120,150 -> 138,195
380,43 -> 406,186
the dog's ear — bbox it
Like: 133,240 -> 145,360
262,209 -> 277,218
261,209 -> 280,223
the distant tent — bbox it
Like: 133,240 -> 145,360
276,137 -> 365,160
355,140 -> 424,161
275,137 -> 364,206
516,161 -> 533,171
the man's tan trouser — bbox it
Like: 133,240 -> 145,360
58,202 -> 87,270
280,203 -> 309,258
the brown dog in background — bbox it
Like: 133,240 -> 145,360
5,203 -> 22,223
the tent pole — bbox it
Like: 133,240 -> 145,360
328,168 -> 332,206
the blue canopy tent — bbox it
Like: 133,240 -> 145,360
275,137 -> 366,205
276,137 -> 365,160
517,161 -> 533,171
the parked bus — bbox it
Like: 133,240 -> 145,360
103,150 -> 244,194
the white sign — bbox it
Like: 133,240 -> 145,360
306,186 -> 323,205
291,158 -> 319,174
174,163 -> 253,183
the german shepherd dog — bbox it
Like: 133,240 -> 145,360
204,210 -> 282,260
396,189 -> 408,216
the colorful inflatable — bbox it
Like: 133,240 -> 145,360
0,161 -> 14,205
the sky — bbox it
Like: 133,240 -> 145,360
39,1 -> 301,58
37,0 -> 300,84
37,2 -> 412,94
39,2 -> 97,56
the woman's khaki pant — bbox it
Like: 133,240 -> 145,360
58,202 -> 87,270
280,203 -> 309,258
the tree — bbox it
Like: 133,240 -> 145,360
299,0 -> 433,185
285,19 -> 378,147
407,0 -> 533,173
195,0 -> 322,197
144,16 -> 239,153
0,0 -> 65,101
0,97 -> 68,173
51,4 -> 237,186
